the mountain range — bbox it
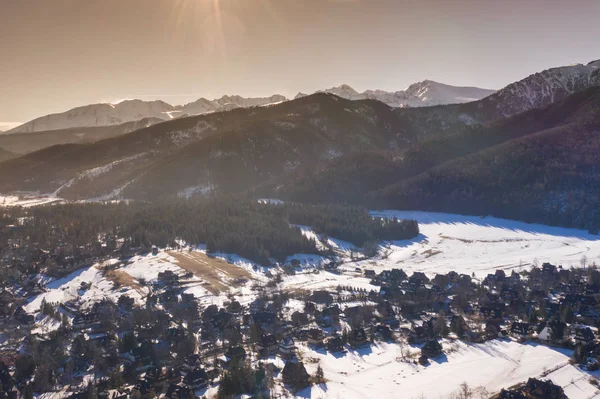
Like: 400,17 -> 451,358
298,81 -> 496,108
1,58 -> 599,231
6,81 -> 496,135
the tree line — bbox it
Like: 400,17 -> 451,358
0,198 -> 419,271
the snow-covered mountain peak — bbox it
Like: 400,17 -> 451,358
486,59 -> 600,118
322,84 -> 360,98
316,80 -> 495,108
588,59 -> 600,67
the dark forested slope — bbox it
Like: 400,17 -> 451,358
273,87 -> 600,231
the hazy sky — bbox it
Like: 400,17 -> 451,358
1,0 -> 599,124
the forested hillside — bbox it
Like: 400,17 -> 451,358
0,147 -> 16,163
0,117 -> 164,154
273,87 -> 600,232
0,199 -> 418,274
0,64 -> 599,234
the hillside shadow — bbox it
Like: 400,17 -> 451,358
295,383 -> 329,399
372,210 -> 599,240
387,233 -> 429,248
45,266 -> 90,290
431,353 -> 448,364
522,340 -> 573,357
350,344 -> 373,357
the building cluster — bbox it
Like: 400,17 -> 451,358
0,257 -> 599,398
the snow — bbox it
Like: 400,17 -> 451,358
120,252 -> 183,282
177,185 -> 213,199
284,254 -> 330,268
53,154 -> 146,196
0,194 -> 64,207
318,82 -> 495,108
546,365 -> 600,399
258,198 -> 285,205
281,271 -> 375,292
297,340 -> 572,399
490,60 -> 600,118
25,262 -> 143,313
8,100 -> 174,134
363,210 -> 600,278
13,209 -> 600,397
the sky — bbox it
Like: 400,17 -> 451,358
1,0 -> 599,125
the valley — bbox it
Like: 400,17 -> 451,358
1,49 -> 600,399
4,205 -> 600,398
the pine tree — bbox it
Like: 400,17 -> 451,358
315,365 -> 325,384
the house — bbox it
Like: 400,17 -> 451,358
159,290 -> 179,304
165,383 -> 193,399
510,322 -> 531,339
545,302 -> 561,318
180,293 -> 195,304
224,346 -> 246,362
348,327 -> 368,347
311,290 -> 334,304
256,333 -> 278,355
166,327 -> 186,344
326,335 -> 344,353
182,368 -> 208,389
290,311 -> 309,327
538,325 -> 552,342
344,306 -> 365,325
282,361 -> 310,390
157,270 -> 178,284
574,326 -> 595,345
364,269 -> 376,278
307,328 -> 325,346
249,311 -> 276,328
408,272 -> 429,287
374,324 -> 393,341
279,336 -> 296,357
499,378 -> 567,399
421,340 -> 443,358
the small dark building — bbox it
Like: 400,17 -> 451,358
256,333 -> 278,355
282,361 -> 310,390
510,322 -> 531,338
225,346 -> 246,362
165,383 -> 193,399
421,340 -> 443,358
311,290 -> 334,304
182,368 -> 208,389
498,378 -> 567,399
326,335 -> 345,353
348,327 -> 368,347
375,324 -> 393,341
307,328 -> 325,346
574,326 -> 595,345
279,336 -> 297,357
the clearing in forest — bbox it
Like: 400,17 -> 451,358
168,251 -> 252,294
98,267 -> 143,294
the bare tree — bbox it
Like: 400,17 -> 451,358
456,382 -> 472,399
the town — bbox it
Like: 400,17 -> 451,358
1,234 -> 599,399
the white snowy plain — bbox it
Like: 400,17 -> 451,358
296,340 -> 577,399
360,210 -> 600,278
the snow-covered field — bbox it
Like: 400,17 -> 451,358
297,340 -> 577,399
0,194 -> 64,207
546,364 -> 600,399
17,209 -> 600,398
360,210 -> 600,278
